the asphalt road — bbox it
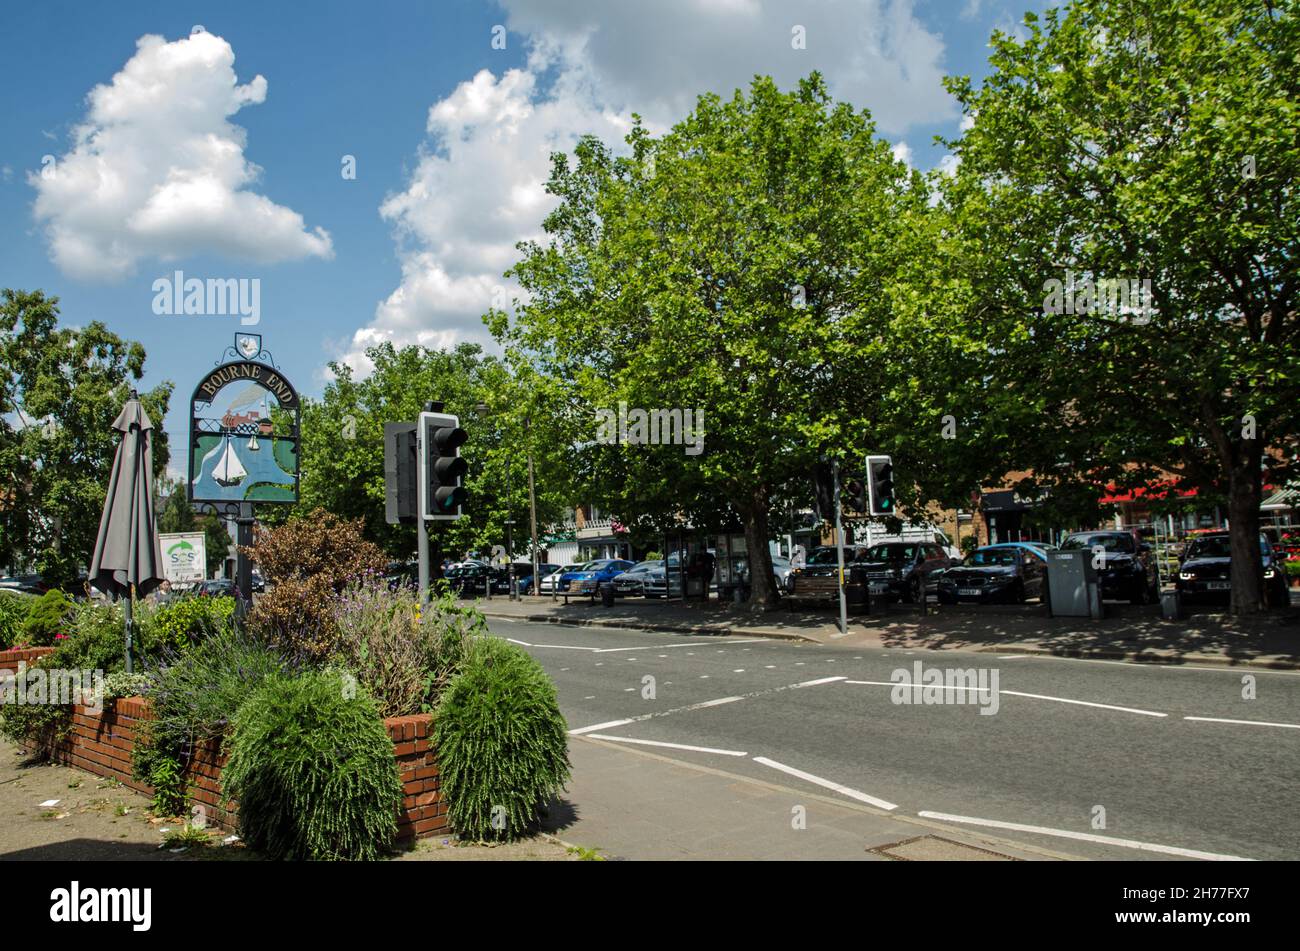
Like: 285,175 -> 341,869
494,617 -> 1300,861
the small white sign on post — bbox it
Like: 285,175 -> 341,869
160,532 -> 207,586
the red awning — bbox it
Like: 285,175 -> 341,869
1099,482 -> 1199,504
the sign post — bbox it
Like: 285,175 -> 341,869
187,334 -> 300,617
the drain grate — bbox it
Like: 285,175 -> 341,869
867,835 -> 1017,861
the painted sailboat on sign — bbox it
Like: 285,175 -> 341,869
203,435 -> 248,487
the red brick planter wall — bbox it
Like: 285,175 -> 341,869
0,647 -> 55,674
37,697 -> 448,845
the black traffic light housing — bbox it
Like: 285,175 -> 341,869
384,422 -> 418,524
421,411 -> 468,520
841,473 -> 868,516
867,455 -> 895,516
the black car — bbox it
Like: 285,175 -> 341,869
197,579 -> 235,598
0,574 -> 49,596
1059,531 -> 1158,604
1176,532 -> 1289,607
443,561 -> 494,596
938,545 -> 1046,604
855,542 -> 953,603
385,562 -> 418,592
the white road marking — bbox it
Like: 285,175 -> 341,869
752,757 -> 898,811
997,654 -> 1026,659
917,811 -> 1254,862
569,718 -> 635,735
586,735 -> 748,757
566,677 -> 845,735
1185,716 -> 1300,730
506,638 -> 531,647
842,681 -> 1165,717
733,669 -> 746,673
1000,690 -> 1166,717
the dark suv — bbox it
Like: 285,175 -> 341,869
857,542 -> 952,603
1059,531 -> 1158,604
1176,531 -> 1289,607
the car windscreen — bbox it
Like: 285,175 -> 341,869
1185,536 -> 1269,558
864,544 -> 917,562
966,549 -> 1019,566
807,548 -> 840,565
1062,534 -> 1135,553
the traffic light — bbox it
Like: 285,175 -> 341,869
420,411 -> 468,520
866,454 -> 895,516
384,422 -> 418,524
841,473 -> 868,516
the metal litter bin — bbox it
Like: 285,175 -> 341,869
1160,588 -> 1182,620
600,582 -> 616,607
1046,549 -> 1103,619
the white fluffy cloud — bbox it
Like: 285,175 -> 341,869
32,31 -> 331,281
342,0 -> 956,374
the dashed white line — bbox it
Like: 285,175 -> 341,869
917,812 -> 1253,861
569,718 -> 636,735
752,757 -> 898,811
586,735 -> 748,757
1184,715 -> 1300,730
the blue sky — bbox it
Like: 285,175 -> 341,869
0,0 -> 1044,476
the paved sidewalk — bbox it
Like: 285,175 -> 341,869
478,591 -> 1300,669
542,735 -> 1068,861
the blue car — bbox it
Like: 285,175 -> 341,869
981,541 -> 1055,563
560,559 -> 636,595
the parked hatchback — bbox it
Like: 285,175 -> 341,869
856,542 -> 952,603
561,559 -> 636,595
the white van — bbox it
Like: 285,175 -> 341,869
847,521 -> 960,561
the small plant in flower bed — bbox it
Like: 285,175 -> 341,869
221,669 -> 402,861
0,601 -> 157,751
331,576 -> 484,718
433,637 -> 571,841
0,591 -> 34,649
17,589 -> 74,647
140,595 -> 236,653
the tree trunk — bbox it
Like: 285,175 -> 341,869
1227,445 -> 1266,616
739,486 -> 779,610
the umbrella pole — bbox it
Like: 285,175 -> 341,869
124,589 -> 134,675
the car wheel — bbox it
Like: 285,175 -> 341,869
1012,580 -> 1026,604
905,576 -> 922,604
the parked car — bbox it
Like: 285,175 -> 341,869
560,559 -> 636,595
937,545 -> 1047,604
443,561 -> 495,596
788,546 -> 874,601
612,560 -> 663,597
250,570 -> 266,593
509,562 -> 560,595
981,541 -> 1056,564
641,553 -> 688,598
538,563 -> 585,595
1176,531 -> 1290,607
1059,531 -> 1158,604
855,542 -> 953,603
0,574 -> 50,595
197,579 -> 235,598
384,561 -> 418,592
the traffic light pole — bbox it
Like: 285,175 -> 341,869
833,459 -> 849,637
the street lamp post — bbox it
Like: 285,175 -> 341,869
505,518 -> 517,600
527,415 -> 541,597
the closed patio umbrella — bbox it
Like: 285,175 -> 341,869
88,390 -> 164,673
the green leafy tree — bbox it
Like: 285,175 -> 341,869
941,0 -> 1300,613
0,289 -> 172,589
296,341 -> 569,565
498,74 -> 940,607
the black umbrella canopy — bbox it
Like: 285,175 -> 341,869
88,392 -> 165,599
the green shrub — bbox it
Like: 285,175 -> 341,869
140,595 -> 236,654
1285,560 -> 1300,579
221,670 -> 402,861
148,627 -> 301,753
0,591 -> 34,649
0,603 -> 130,751
332,579 -> 484,718
19,590 -> 74,647
433,637 -> 570,841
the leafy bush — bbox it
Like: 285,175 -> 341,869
433,637 -> 570,841
221,670 -> 402,861
331,578 -> 484,718
0,591 -> 34,649
147,627 -> 302,753
246,510 -> 387,660
19,589 -> 74,647
140,595 -> 236,654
